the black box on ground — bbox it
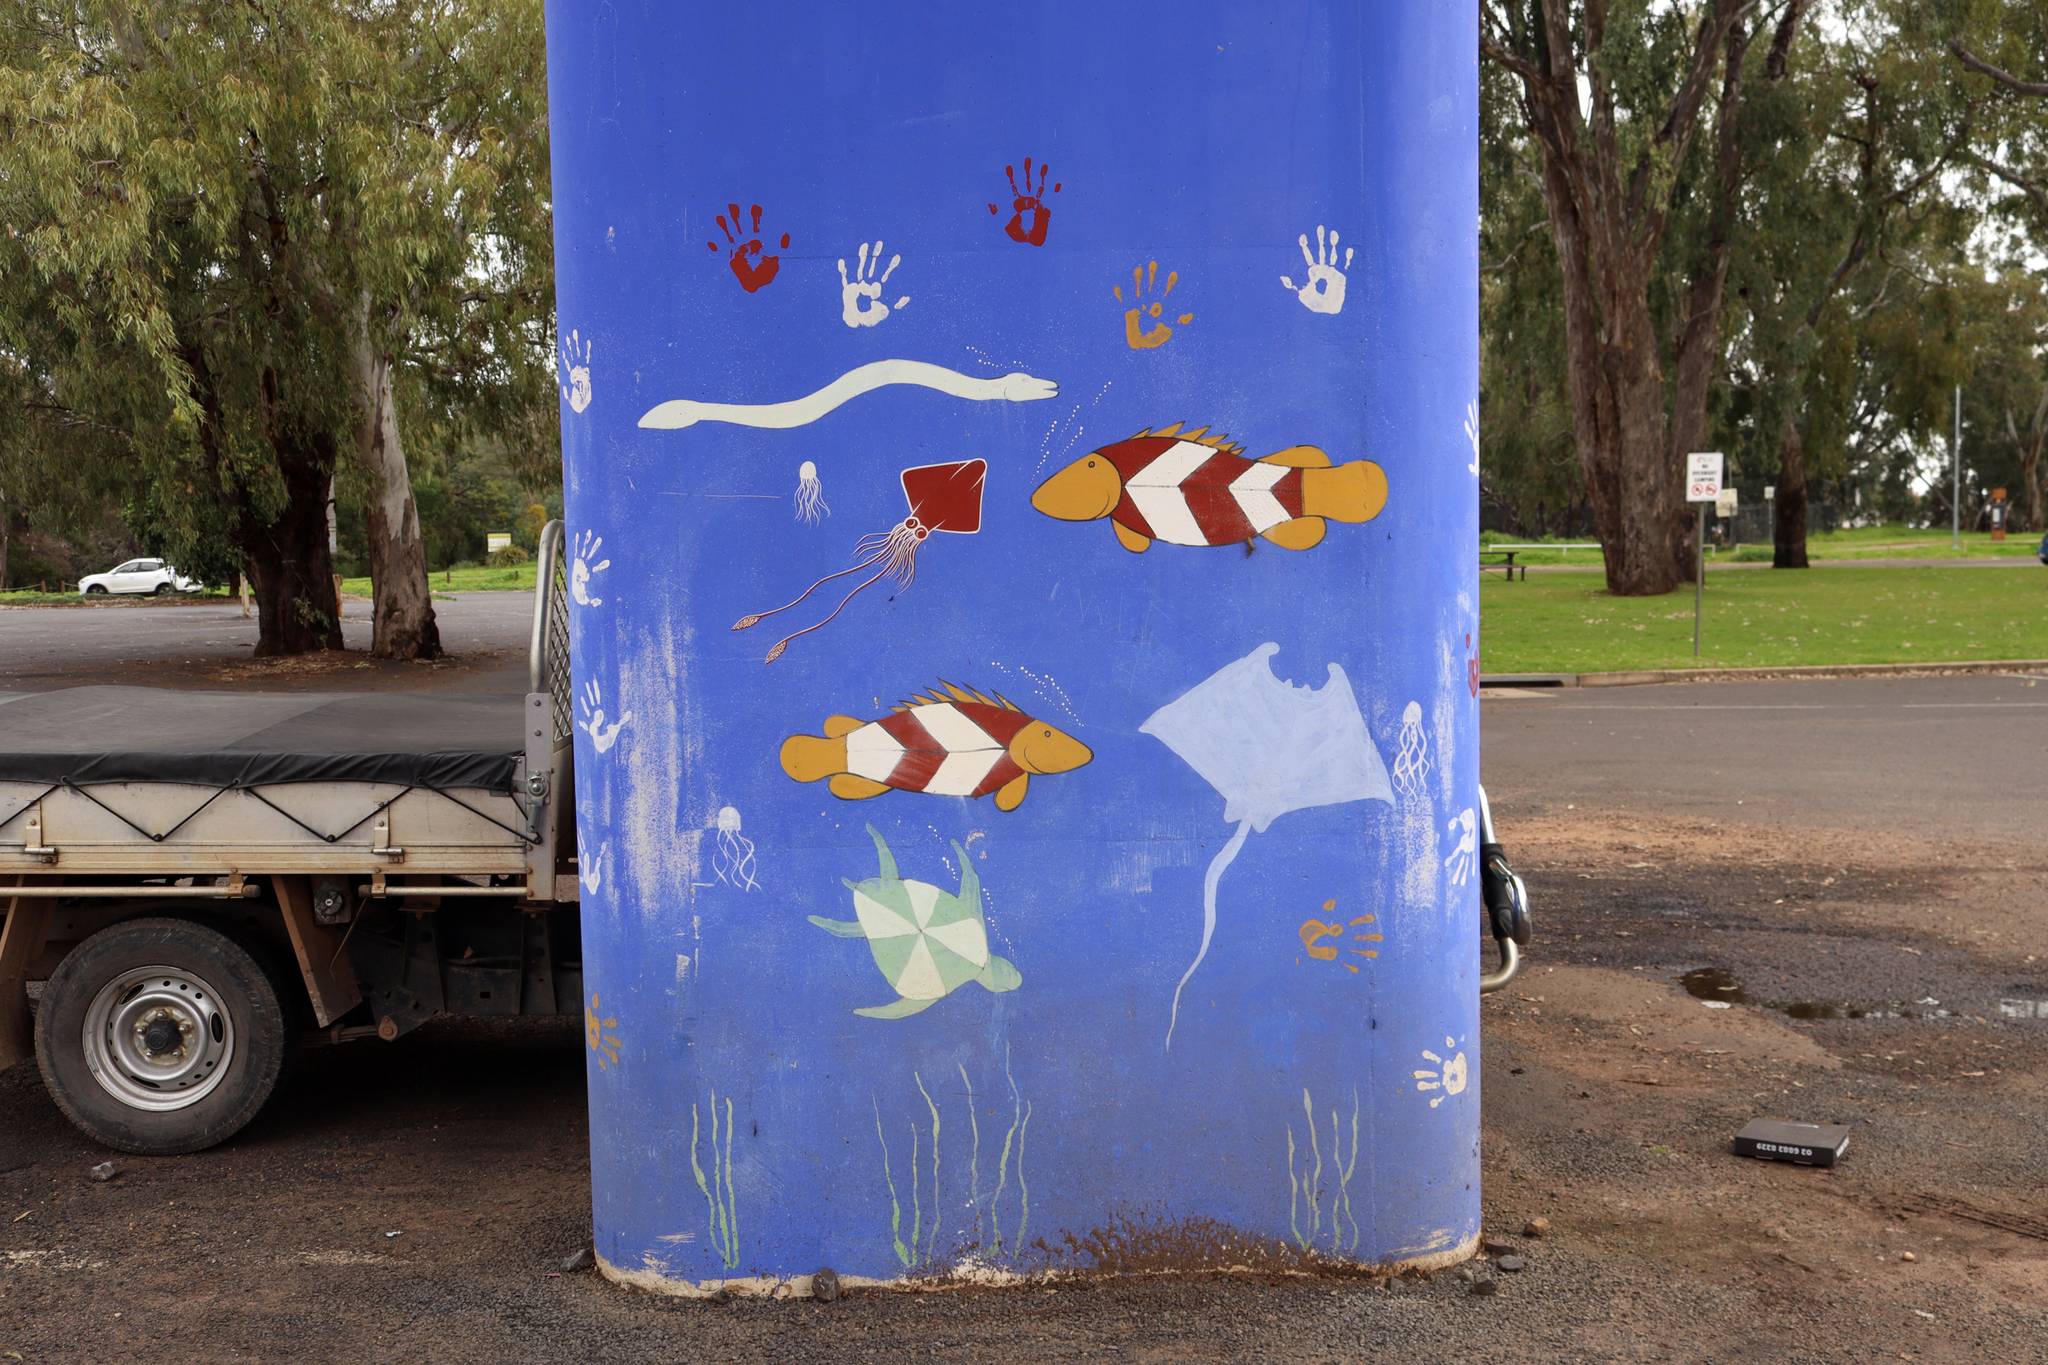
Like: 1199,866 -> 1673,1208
1732,1118 -> 1851,1167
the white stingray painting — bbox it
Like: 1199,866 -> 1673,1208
1142,642 -> 1393,1047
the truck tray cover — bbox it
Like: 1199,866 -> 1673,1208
0,688 -> 522,792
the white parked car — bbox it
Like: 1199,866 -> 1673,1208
77,558 -> 201,597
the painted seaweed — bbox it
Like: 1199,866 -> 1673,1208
871,1052 -> 1033,1271
690,1089 -> 741,1269
1286,1087 -> 1361,1255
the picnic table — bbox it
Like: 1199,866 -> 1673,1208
1481,543 -> 1602,580
1481,548 -> 1526,581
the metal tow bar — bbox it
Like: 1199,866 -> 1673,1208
1476,785 -> 1530,993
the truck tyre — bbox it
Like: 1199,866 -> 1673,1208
34,917 -> 292,1155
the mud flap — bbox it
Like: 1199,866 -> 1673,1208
0,882 -> 49,1070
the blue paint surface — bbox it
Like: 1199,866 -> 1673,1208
545,0 -> 1479,1283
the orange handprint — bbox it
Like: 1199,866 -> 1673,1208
1298,899 -> 1383,975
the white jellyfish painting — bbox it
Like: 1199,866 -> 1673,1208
1141,642 -> 1393,1047
794,460 -> 829,524
1389,701 -> 1434,802
712,806 -> 760,891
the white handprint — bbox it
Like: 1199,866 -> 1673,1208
1462,400 -> 1480,477
572,531 -> 609,608
1280,224 -> 1353,316
559,328 -> 593,413
577,680 -> 632,755
578,836 -> 608,895
1444,807 -> 1478,886
1413,1036 -> 1469,1109
837,240 -> 909,328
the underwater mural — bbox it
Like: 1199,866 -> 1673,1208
735,459 -> 987,663
1142,643 -> 1394,1045
793,462 -> 829,524
781,684 -> 1093,810
638,359 -> 1058,432
1031,426 -> 1387,553
549,0 -> 1480,1292
811,826 -> 1020,1019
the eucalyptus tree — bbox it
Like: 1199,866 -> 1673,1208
1730,8 -> 1968,566
0,0 -> 550,655
1482,1 -> 1813,595
1944,1 -> 2048,237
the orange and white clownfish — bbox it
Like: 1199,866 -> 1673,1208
781,683 -> 1092,812
1031,424 -> 1387,552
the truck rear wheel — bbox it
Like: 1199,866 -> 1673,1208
34,917 -> 292,1155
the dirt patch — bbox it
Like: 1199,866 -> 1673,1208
198,648 -> 512,690
2,810 -> 2045,1360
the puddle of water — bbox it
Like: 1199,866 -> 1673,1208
1680,967 -> 1751,1004
1679,967 -> 1950,1021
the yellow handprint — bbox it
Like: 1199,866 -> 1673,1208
1115,260 -> 1193,350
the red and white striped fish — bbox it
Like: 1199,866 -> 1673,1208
780,684 -> 1092,812
1030,424 -> 1387,552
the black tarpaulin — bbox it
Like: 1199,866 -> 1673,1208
0,688 -> 524,791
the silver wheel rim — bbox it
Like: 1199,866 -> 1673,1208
81,964 -> 235,1112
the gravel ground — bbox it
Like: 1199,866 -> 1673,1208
3,677 -> 2045,1361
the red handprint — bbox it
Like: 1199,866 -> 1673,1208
987,158 -> 1060,246
1467,633 -> 1481,698
707,202 -> 789,293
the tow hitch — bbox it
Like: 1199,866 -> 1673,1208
1477,785 -> 1530,993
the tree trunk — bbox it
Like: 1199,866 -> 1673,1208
352,302 -> 442,661
2013,402 -> 2047,534
182,340 -> 342,658
0,495 -> 10,592
241,436 -> 345,657
1772,417 -> 1810,569
1549,220 -> 1692,595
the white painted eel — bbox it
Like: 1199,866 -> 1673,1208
638,359 -> 1058,431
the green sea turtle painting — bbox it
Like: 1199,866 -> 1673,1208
808,825 -> 1021,1019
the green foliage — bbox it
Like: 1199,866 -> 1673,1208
0,0 -> 555,647
1480,2 -> 2046,549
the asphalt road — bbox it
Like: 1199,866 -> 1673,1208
0,593 -> 533,692
6,592 -> 2043,838
5,604 -> 2048,1359
1482,672 -> 2048,843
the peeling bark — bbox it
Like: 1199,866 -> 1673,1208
352,299 -> 442,661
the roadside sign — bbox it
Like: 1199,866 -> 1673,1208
1686,453 -> 1724,660
1715,489 -> 1738,518
1687,452 -> 1724,503
486,532 -> 512,553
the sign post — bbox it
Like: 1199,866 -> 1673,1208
1687,453 -> 1724,658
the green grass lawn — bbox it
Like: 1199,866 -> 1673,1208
1484,523 -> 2041,566
4,564 -> 535,605
340,563 -> 538,597
0,589 -> 233,606
1482,564 -> 2048,674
